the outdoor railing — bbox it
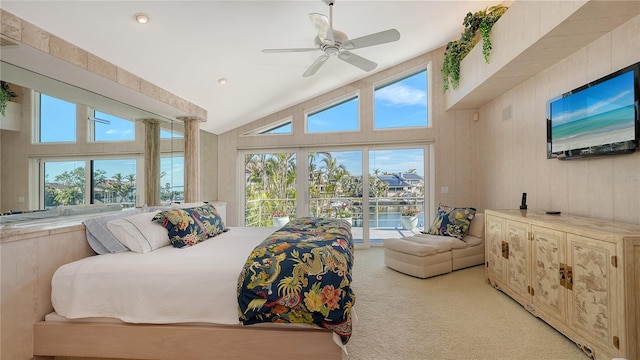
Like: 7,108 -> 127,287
245,196 -> 425,228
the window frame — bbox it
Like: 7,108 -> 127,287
373,64 -> 431,131
37,155 -> 144,209
305,91 -> 361,134
34,91 -> 78,144
89,108 -> 136,143
241,116 -> 293,136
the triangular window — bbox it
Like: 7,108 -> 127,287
242,117 -> 292,136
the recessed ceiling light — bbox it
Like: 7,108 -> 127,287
134,13 -> 150,24
218,78 -> 228,85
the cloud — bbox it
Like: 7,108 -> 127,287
105,129 -> 133,136
553,89 -> 632,125
375,83 -> 426,107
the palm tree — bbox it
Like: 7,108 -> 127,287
109,173 -> 130,202
125,174 -> 136,203
92,169 -> 108,203
320,154 -> 348,199
53,167 -> 85,205
245,153 -> 296,226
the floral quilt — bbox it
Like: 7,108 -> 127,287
237,217 -> 355,344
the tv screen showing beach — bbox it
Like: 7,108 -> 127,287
550,70 -> 636,153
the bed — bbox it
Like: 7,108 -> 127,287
33,209 -> 354,360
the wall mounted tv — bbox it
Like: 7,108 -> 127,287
547,61 -> 639,160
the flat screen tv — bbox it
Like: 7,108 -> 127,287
547,61 -> 640,160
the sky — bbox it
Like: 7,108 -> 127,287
40,69 -> 427,189
307,70 -> 427,176
40,94 -> 184,187
312,148 -> 425,178
307,69 -> 427,132
550,70 -> 634,126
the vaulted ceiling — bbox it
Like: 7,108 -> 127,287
1,1 -> 499,134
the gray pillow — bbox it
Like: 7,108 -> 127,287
83,207 -> 148,254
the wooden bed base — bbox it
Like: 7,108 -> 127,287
34,321 -> 342,360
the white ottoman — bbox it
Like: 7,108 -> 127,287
383,236 -> 453,278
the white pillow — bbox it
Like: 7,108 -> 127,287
107,211 -> 169,253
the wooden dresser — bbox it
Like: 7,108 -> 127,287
484,209 -> 640,360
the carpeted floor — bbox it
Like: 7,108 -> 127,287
343,247 -> 589,360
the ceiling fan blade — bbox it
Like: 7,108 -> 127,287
309,13 -> 334,45
303,54 -> 330,77
337,51 -> 377,72
262,48 -> 320,53
341,29 -> 400,50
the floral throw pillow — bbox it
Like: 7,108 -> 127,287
428,203 -> 476,240
153,204 -> 225,248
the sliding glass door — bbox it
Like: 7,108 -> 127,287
307,150 -> 363,243
368,148 -> 426,244
242,145 -> 430,247
244,152 -> 297,226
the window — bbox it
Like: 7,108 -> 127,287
374,69 -> 428,129
44,160 -> 86,208
93,110 -> 135,142
161,128 -> 184,139
241,117 -> 293,136
41,156 -> 183,208
260,122 -> 292,134
38,93 -> 76,143
161,156 -> 185,204
307,96 -> 359,133
92,159 -> 137,207
43,159 -> 139,208
244,152 -> 296,226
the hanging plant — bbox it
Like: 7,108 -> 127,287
441,4 -> 509,92
0,81 -> 17,116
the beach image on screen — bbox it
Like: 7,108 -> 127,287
551,71 -> 635,152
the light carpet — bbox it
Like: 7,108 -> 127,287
343,247 -> 588,360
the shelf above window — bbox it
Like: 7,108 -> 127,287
445,0 -> 640,111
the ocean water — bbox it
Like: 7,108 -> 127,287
552,105 -> 635,142
353,213 -> 426,228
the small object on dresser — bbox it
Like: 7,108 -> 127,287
519,192 -> 527,210
545,211 -> 561,215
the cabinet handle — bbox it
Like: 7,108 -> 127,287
501,241 -> 509,259
559,263 -> 566,288
566,266 -> 573,290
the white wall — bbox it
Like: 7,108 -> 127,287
476,15 -> 640,225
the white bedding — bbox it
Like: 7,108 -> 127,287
52,226 -> 279,325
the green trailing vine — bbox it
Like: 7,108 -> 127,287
0,81 -> 17,116
441,4 -> 509,92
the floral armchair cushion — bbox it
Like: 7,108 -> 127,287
153,204 -> 225,248
428,203 -> 476,240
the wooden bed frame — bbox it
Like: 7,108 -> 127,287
27,218 -> 350,360
34,320 -> 342,360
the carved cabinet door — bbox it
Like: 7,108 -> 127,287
530,225 -> 567,323
485,215 -> 507,285
566,233 -> 621,358
505,220 -> 530,304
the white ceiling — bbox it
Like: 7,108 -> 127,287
1,0 -> 498,134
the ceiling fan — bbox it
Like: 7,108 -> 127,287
262,0 -> 401,77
